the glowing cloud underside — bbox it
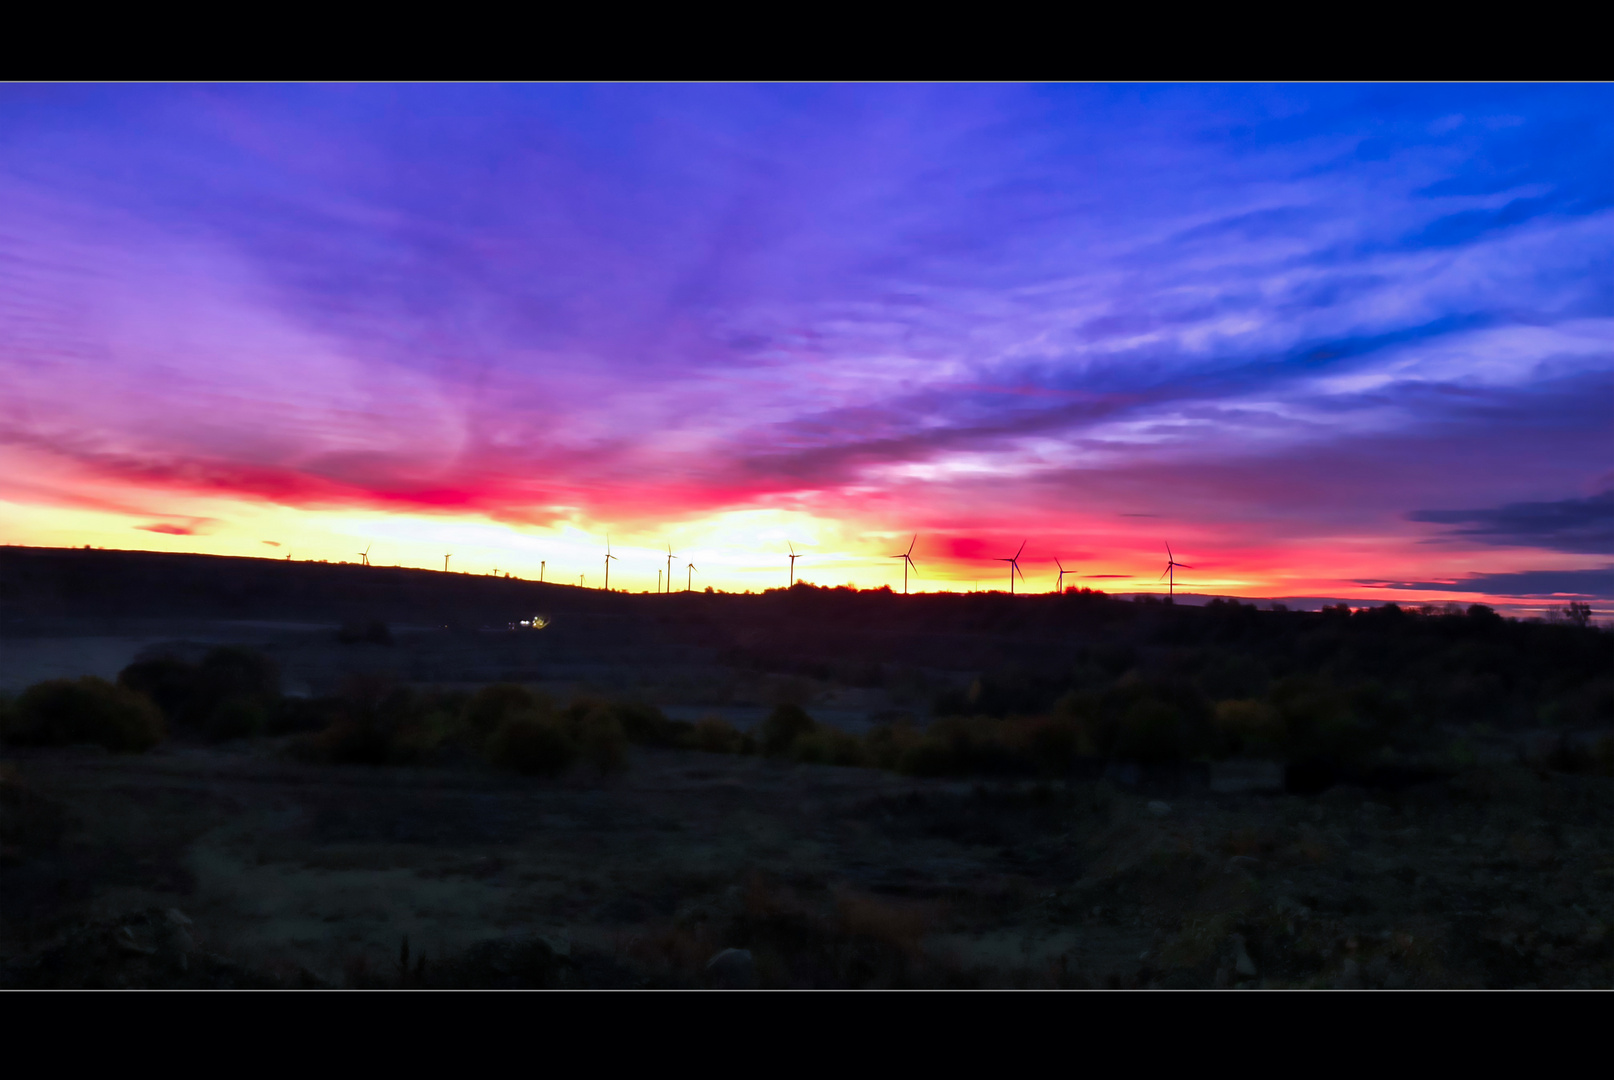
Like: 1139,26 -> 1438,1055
1,85 -> 1610,608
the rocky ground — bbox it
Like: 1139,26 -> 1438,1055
4,742 -> 1612,988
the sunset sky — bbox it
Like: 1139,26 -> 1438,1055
2,84 -> 1610,608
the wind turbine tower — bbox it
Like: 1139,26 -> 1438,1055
444,553 -> 452,574
995,541 -> 1027,595
1160,542 -> 1193,597
603,537 -> 617,592
787,542 -> 800,587
686,562 -> 697,592
889,535 -> 918,594
665,544 -> 677,595
1054,557 -> 1072,593
356,545 -> 371,567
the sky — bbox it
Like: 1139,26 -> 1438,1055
1,84 -> 1611,609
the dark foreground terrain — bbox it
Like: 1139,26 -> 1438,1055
3,547 -> 1612,987
4,743 -> 1613,988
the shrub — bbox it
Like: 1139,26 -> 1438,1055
119,648 -> 281,740
896,737 -> 954,777
863,722 -> 922,770
486,712 -> 576,776
117,656 -> 197,720
760,703 -> 815,757
609,700 -> 680,746
4,677 -> 165,752
688,716 -> 748,754
573,705 -> 629,775
206,696 -> 270,741
1214,699 -> 1285,757
464,684 -> 549,742
792,727 -> 866,767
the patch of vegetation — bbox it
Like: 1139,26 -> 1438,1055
118,647 -> 281,741
1,677 -> 165,753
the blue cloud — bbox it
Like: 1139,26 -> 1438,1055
1410,491 -> 1614,554
1361,569 -> 1614,599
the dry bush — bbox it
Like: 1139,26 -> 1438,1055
4,677 -> 165,752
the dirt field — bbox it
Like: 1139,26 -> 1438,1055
5,741 -> 1612,988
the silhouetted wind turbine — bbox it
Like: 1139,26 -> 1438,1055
444,553 -> 452,573
787,542 -> 800,588
539,560 -> 545,583
665,543 -> 677,595
686,562 -> 697,592
1054,557 -> 1072,594
889,535 -> 918,594
603,537 -> 617,591
995,541 -> 1027,595
1160,542 -> 1193,596
658,568 -> 662,594
357,545 -> 371,567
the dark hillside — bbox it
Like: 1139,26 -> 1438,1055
4,546 -> 1610,737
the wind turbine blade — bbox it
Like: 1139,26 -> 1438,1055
1176,563 -> 1194,569
1055,557 -> 1064,571
906,534 -> 916,556
1014,540 -> 1026,560
1160,568 -> 1171,580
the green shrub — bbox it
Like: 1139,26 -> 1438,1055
118,648 -> 281,741
863,722 -> 922,770
896,737 -> 954,777
609,701 -> 684,746
792,727 -> 866,767
687,715 -> 748,754
464,684 -> 550,742
5,677 -> 165,752
1214,699 -> 1285,757
760,703 -> 815,757
574,705 -> 629,775
487,711 -> 576,776
117,656 -> 197,720
206,695 -> 270,741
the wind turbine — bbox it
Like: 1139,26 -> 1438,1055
995,541 -> 1027,595
665,543 -> 677,595
1054,557 -> 1072,593
539,560 -> 545,583
657,569 -> 662,594
603,537 -> 617,591
787,542 -> 800,588
1160,542 -> 1193,596
357,545 -> 371,567
686,562 -> 697,592
444,553 -> 452,573
889,535 -> 918,594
